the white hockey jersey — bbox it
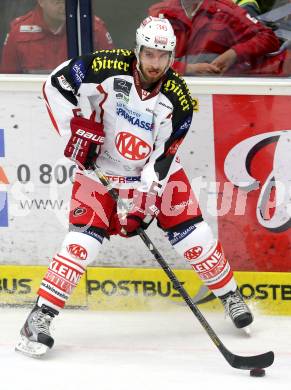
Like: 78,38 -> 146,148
43,49 -> 194,193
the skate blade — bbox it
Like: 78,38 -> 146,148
15,336 -> 49,358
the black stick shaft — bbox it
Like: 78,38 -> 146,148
93,164 -> 274,370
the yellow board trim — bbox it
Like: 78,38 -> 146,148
0,265 -> 290,315
0,265 -> 87,307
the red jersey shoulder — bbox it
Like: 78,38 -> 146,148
8,7 -> 46,41
201,0 -> 251,25
93,15 -> 112,32
9,9 -> 36,31
93,15 -> 106,28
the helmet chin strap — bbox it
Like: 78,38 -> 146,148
134,47 -> 142,72
134,47 -> 148,84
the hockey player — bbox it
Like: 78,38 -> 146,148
16,16 -> 253,358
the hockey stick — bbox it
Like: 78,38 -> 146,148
92,163 -> 274,370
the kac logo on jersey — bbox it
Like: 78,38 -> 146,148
0,129 -> 9,227
115,132 -> 151,160
184,246 -> 203,260
67,244 -> 88,260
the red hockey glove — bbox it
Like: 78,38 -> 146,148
64,111 -> 105,169
114,191 -> 158,237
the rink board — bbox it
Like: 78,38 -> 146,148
0,265 -> 87,307
0,265 -> 290,315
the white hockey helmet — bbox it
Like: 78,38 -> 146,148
135,16 -> 176,68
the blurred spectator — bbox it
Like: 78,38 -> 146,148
0,0 -> 35,56
233,0 -> 261,17
149,0 -> 288,76
0,0 -> 114,74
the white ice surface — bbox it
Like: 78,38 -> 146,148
0,307 -> 290,390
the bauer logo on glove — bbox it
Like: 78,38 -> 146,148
64,111 -> 105,170
75,128 -> 105,143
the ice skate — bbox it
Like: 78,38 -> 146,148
15,304 -> 58,358
220,288 -> 253,329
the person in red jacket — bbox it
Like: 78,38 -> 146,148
0,0 -> 114,74
149,0 -> 286,76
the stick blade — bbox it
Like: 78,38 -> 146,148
227,350 -> 274,370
